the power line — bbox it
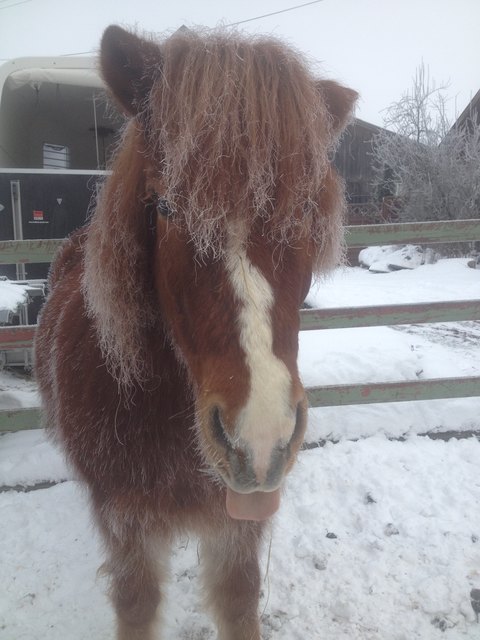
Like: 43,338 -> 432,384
1,0 -> 326,57
224,0 -> 325,27
45,0 -> 327,58
0,0 -> 35,10
60,1 -> 327,57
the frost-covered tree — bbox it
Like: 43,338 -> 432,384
372,63 -> 480,222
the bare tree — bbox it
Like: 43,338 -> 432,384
372,63 -> 480,223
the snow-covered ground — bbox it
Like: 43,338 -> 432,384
0,280 -> 29,314
303,258 -> 480,442
1,256 -> 479,639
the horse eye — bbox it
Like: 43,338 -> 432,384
156,197 -> 172,218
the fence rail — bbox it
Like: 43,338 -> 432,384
0,219 -> 479,432
301,299 -> 480,330
0,219 -> 479,266
0,325 -> 36,350
2,298 -> 479,352
346,218 -> 480,247
0,239 -> 62,264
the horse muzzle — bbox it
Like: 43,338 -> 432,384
207,402 -> 307,520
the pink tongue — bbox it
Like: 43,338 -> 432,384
226,487 -> 281,521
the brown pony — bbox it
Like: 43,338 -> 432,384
35,25 -> 357,640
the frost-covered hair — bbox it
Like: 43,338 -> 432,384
82,25 -> 357,387
142,29 -> 348,261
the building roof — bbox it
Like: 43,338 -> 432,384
454,88 -> 480,128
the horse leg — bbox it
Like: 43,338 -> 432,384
110,547 -> 166,640
96,510 -> 169,640
201,521 -> 264,640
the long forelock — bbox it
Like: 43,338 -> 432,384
140,28 -> 342,262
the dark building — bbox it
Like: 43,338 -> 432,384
454,89 -> 480,131
334,118 -> 387,223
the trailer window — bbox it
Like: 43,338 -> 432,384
43,143 -> 70,169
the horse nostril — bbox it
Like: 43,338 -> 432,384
264,403 -> 306,487
288,401 -> 307,450
211,406 -> 233,451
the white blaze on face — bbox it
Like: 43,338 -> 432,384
225,233 -> 296,482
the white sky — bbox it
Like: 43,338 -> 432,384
0,0 -> 479,127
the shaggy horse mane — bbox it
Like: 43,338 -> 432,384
82,27 -> 355,388
142,28 -> 342,255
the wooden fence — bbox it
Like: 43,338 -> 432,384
0,219 -> 479,432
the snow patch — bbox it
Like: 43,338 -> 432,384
0,279 -> 29,313
358,244 -> 438,273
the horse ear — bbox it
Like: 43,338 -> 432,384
318,80 -> 358,137
100,25 -> 162,115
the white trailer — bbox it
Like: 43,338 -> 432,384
0,56 -> 121,367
